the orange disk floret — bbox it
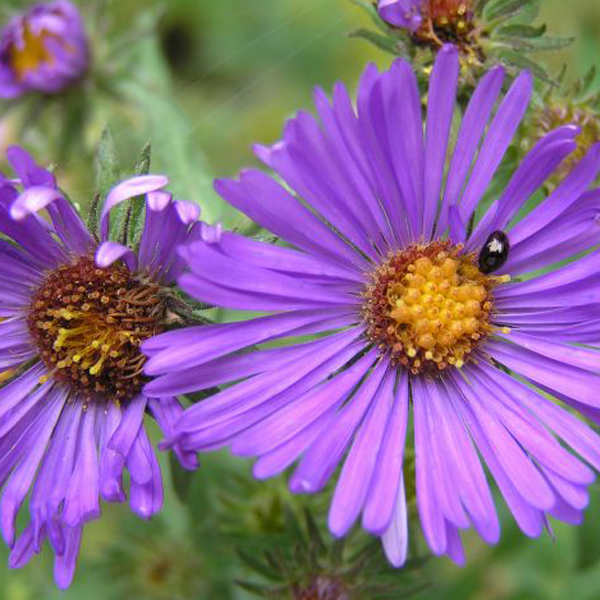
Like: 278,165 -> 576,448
363,241 -> 505,375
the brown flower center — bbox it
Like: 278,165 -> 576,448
28,255 -> 166,401
413,0 -> 482,61
363,241 -> 506,375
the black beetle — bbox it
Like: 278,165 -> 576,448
478,230 -> 510,274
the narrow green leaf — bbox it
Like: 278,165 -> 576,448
485,0 -> 533,23
129,141 -> 152,246
236,549 -> 281,581
579,66 -> 598,97
496,34 -> 575,53
349,28 -> 407,56
95,126 -> 120,198
134,141 -> 152,176
234,580 -> 273,598
496,23 -> 546,38
521,35 -> 575,52
95,126 -> 124,239
497,50 -> 555,84
86,192 -> 101,236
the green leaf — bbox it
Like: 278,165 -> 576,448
86,193 -> 101,235
496,36 -> 575,54
121,33 -> 228,225
349,28 -> 408,56
496,23 -> 546,38
234,580 -> 273,598
497,50 -> 555,84
523,35 -> 575,52
485,0 -> 534,23
95,126 -> 120,199
129,141 -> 152,246
134,141 -> 152,176
578,66 -> 598,97
95,126 -> 124,239
496,34 -> 575,53
236,549 -> 282,582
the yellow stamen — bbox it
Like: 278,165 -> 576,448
9,24 -> 55,80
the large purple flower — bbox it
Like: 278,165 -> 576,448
0,1 -> 89,98
0,146 -> 201,587
145,46 -> 600,567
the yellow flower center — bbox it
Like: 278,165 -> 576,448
363,241 -> 508,374
9,24 -> 57,80
28,255 -> 166,401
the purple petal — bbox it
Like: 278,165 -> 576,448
362,372 -> 409,534
458,72 -> 533,222
437,67 -> 505,235
328,364 -> 395,537
381,472 -> 408,567
100,176 -> 169,240
423,45 -> 459,237
95,241 -> 138,272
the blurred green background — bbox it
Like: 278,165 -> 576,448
1,0 -> 600,598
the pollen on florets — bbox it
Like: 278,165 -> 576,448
27,255 -> 167,402
363,241 -> 504,375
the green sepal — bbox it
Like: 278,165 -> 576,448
94,126 -> 122,239
95,126 -> 120,199
128,141 -> 152,247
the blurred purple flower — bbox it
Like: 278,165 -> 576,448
0,1 -> 89,98
145,46 -> 600,568
378,0 -> 423,31
0,146 -> 203,588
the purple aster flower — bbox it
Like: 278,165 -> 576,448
0,146 -> 202,587
0,1 -> 89,98
145,45 -> 600,568
377,0 -> 479,58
